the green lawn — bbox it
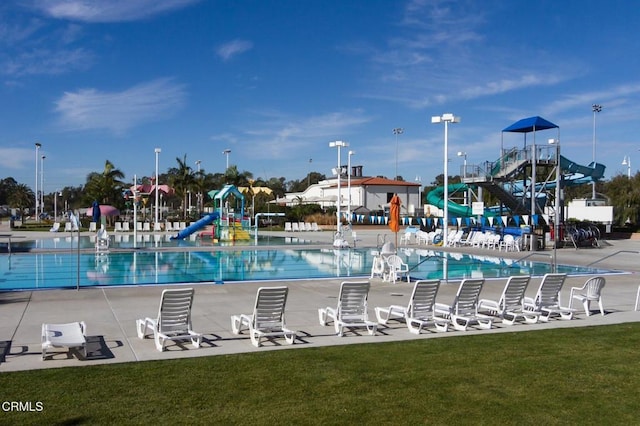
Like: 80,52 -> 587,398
3,323 -> 640,425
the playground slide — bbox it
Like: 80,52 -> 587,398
426,156 -> 605,218
171,212 -> 220,240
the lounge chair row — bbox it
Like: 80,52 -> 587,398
284,222 -> 321,232
41,275 -> 606,359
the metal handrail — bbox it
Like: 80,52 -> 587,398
586,250 -> 640,267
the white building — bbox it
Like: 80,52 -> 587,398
278,168 -> 422,217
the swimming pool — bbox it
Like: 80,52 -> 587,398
0,243 -> 616,291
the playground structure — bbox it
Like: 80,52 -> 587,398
172,185 -> 251,241
425,116 -> 608,246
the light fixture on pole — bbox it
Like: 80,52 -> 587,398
329,140 -> 348,247
393,128 -> 403,180
348,150 -> 355,224
592,104 -> 602,199
431,113 -> 460,248
54,191 -> 61,223
35,142 -> 41,221
223,149 -> 231,170
154,148 -> 161,229
548,138 -> 561,271
40,155 -> 45,218
622,155 -> 631,179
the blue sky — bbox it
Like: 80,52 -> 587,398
1,0 -> 639,194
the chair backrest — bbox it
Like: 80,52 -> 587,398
452,278 -> 485,315
123,222 -> 130,231
408,280 -> 440,318
337,281 -> 370,321
157,288 -> 195,335
535,273 -> 567,307
253,286 -> 289,331
584,276 -> 606,298
499,275 -> 531,310
386,255 -> 405,270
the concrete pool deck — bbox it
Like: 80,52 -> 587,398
1,227 -> 639,372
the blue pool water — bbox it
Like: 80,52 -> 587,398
0,239 -> 617,291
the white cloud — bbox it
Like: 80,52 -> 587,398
2,47 -> 93,76
29,0 -> 200,23
54,78 -> 187,134
0,148 -> 33,170
216,39 -> 253,62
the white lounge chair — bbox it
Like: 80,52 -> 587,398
64,222 -> 73,232
311,222 -> 320,231
375,280 -> 449,333
434,278 -> 493,331
49,222 -> 60,232
89,222 -> 97,232
569,276 -> 606,316
291,222 -> 299,232
165,221 -> 173,232
318,280 -> 377,337
136,288 -> 202,352
284,222 -> 293,232
231,286 -> 296,347
42,321 -> 87,360
122,222 -> 130,232
114,222 -> 123,232
478,276 -> 539,325
523,273 -> 574,321
384,254 -> 410,283
143,222 -> 151,232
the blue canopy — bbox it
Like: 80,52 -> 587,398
502,116 -> 558,133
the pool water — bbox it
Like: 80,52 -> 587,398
0,244 -> 616,291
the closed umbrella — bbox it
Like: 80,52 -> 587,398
91,201 -> 101,223
389,194 -> 401,249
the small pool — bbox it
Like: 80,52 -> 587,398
0,244 -> 618,291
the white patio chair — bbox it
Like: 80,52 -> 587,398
122,222 -> 130,232
318,280 -> 377,337
231,286 -> 296,347
42,321 -> 87,360
143,222 -> 151,232
136,288 -> 202,352
523,273 -> 574,321
291,222 -> 299,232
478,276 -> 538,325
311,222 -> 320,231
375,280 -> 449,333
284,222 -> 292,232
434,278 -> 493,331
569,276 -> 606,316
64,222 -> 73,232
384,254 -> 410,283
89,222 -> 97,232
165,221 -> 173,232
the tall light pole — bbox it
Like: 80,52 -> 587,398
348,150 -> 355,224
154,148 -> 161,229
40,155 -> 45,218
35,142 -> 41,220
457,151 -> 468,206
622,155 -> 631,179
195,160 -> 201,214
329,140 -> 348,239
431,113 -> 460,248
592,104 -> 602,199
415,175 -> 422,214
393,128 -> 403,180
549,138 -> 561,271
223,149 -> 231,170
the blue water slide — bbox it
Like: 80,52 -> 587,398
171,212 -> 220,240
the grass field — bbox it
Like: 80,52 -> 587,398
3,323 -> 640,425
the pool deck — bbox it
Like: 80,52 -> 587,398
1,227 -> 639,372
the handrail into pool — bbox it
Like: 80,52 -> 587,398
586,250 -> 640,267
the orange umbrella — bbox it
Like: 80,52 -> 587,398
389,194 -> 401,247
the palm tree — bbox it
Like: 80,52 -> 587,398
84,160 -> 126,208
7,183 -> 34,224
168,155 -> 196,219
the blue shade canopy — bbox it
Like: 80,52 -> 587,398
502,116 -> 558,133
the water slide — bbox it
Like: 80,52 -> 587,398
171,212 -> 220,240
426,156 -> 605,218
